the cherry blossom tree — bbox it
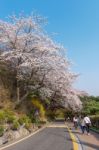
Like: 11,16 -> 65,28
0,14 -> 82,110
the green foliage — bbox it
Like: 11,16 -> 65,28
27,91 -> 40,99
18,115 -> 31,125
28,109 -> 36,123
80,96 -> 99,115
39,120 -> 46,124
25,122 -> 32,130
64,109 -> 73,118
90,115 -> 99,128
90,115 -> 99,120
32,98 -> 45,120
46,110 -> 56,120
0,109 -> 34,131
0,109 -> 16,124
0,125 -> 4,136
0,110 -> 5,124
55,109 -> 65,118
4,109 -> 16,123
44,99 -> 51,105
12,120 -> 20,130
18,115 -> 31,129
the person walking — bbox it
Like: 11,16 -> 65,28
84,115 -> 91,135
79,116 -> 86,134
73,115 -> 78,129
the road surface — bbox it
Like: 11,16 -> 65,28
1,127 -> 74,150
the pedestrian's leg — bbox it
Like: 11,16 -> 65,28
81,126 -> 83,133
82,126 -> 85,134
75,122 -> 78,129
81,125 -> 83,133
85,124 -> 88,133
74,122 -> 76,129
87,124 -> 90,134
86,124 -> 90,135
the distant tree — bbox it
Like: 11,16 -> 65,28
80,96 -> 99,115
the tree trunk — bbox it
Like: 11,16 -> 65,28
17,86 -> 20,102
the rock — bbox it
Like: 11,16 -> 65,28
18,128 -> 29,137
4,130 -> 15,141
2,138 -> 8,144
3,128 -> 29,142
0,136 -> 8,145
14,131 -> 20,139
0,125 -> 40,146
0,137 -> 3,146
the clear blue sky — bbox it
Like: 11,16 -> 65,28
0,0 -> 99,96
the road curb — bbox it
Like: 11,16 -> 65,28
75,134 -> 85,150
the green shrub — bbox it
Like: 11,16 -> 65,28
0,125 -> 4,136
7,115 -> 16,123
0,109 -> 16,124
25,122 -> 32,130
18,115 -> 32,130
30,117 -> 36,123
0,110 -> 6,124
90,115 -> 99,128
32,99 -> 45,120
55,109 -> 65,118
5,111 -> 16,123
12,120 -> 20,130
46,110 -> 56,120
19,115 -> 31,125
4,109 -> 16,123
39,120 -> 46,124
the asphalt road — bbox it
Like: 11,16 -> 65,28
2,127 -> 73,150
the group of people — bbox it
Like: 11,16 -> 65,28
73,115 -> 91,135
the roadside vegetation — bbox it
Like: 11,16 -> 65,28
80,96 -> 99,130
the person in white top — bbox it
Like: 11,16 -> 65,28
73,116 -> 78,129
84,115 -> 91,135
